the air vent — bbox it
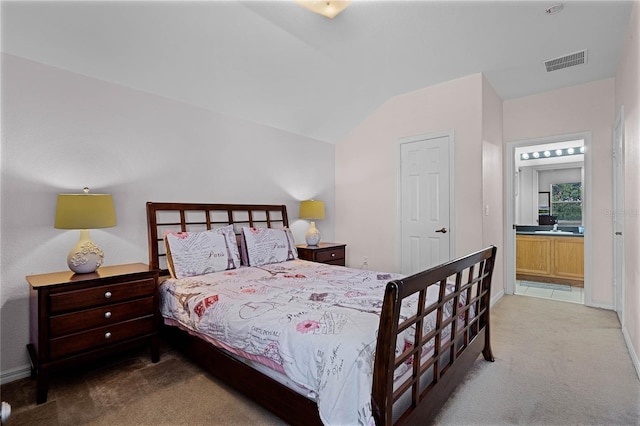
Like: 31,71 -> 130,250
544,50 -> 587,72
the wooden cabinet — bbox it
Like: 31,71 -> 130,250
516,235 -> 552,276
296,243 -> 346,266
516,235 -> 583,286
27,263 -> 160,403
552,238 -> 585,282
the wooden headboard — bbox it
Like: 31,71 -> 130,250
146,202 -> 289,276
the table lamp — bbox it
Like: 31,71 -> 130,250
54,187 -> 117,273
299,200 -> 325,246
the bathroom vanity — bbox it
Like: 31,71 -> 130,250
515,226 -> 584,287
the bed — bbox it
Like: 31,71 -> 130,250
146,202 -> 497,425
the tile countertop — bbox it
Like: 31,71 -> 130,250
515,225 -> 584,237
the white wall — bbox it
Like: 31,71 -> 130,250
517,167 -> 535,225
0,54 -> 335,379
614,0 -> 640,376
504,78 -> 616,307
538,168 -> 582,193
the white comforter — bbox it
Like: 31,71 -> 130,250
159,259 -> 460,425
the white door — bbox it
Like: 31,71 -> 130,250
613,108 -> 625,324
399,135 -> 451,275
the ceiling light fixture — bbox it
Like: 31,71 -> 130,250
520,146 -> 584,161
295,0 -> 352,19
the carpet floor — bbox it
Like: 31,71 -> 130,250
2,295 -> 639,425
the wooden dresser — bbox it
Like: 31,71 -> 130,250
27,263 -> 160,403
296,242 -> 346,266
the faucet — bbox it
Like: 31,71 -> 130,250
553,224 -> 558,231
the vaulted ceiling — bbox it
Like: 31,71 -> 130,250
1,1 -> 634,143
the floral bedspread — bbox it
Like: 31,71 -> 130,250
158,259 -> 459,425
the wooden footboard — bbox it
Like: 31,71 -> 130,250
372,246 -> 497,425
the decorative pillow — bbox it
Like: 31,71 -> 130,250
241,227 -> 297,266
164,225 -> 241,279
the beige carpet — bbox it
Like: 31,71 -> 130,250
86,374 -> 284,426
2,295 -> 639,425
1,345 -> 287,426
434,295 -> 640,425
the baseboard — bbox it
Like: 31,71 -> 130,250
491,288 -> 505,307
586,300 -> 614,310
622,325 -> 640,381
0,364 -> 31,385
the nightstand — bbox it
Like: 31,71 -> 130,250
26,263 -> 160,404
296,242 -> 346,266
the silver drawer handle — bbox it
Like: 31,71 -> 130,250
104,291 -> 112,299
104,311 -> 112,319
331,253 -> 336,257
104,332 -> 112,339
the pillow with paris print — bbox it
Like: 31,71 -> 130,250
164,225 -> 241,278
240,227 -> 297,266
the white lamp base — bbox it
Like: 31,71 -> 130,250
305,221 -> 321,246
67,229 -> 104,274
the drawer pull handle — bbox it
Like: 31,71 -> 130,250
104,311 -> 112,319
331,253 -> 336,257
104,332 -> 112,339
104,291 -> 112,299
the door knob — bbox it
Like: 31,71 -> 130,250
435,227 -> 448,233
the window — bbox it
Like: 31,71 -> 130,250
551,182 -> 582,223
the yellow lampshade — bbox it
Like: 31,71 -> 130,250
55,192 -> 116,230
54,188 -> 117,274
299,200 -> 325,220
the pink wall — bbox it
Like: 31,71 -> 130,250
615,0 -> 640,374
482,77 -> 505,297
504,78 -> 616,306
336,73 -> 488,275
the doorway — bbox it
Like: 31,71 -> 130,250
505,132 -> 592,305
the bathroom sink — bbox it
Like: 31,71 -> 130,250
534,230 -> 575,235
